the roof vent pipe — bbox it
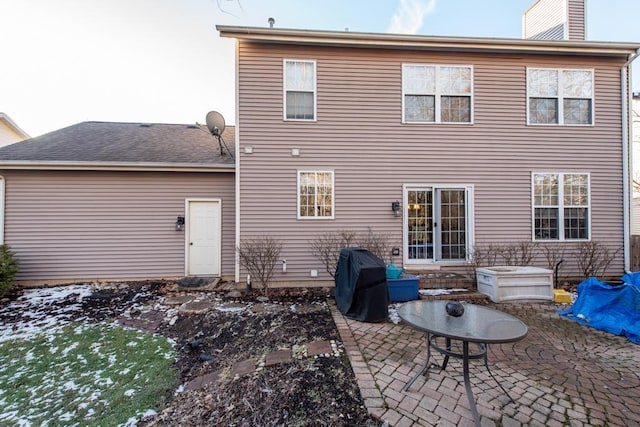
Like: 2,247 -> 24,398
268,17 -> 275,28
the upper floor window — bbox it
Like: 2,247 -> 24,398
402,64 -> 473,124
284,60 -> 316,121
527,68 -> 594,125
298,171 -> 333,219
532,172 -> 590,240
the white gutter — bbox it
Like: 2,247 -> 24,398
218,25 -> 640,57
0,161 -> 235,173
622,50 -> 640,272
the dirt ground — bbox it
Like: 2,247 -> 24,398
0,280 -> 381,426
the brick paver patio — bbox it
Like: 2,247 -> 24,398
331,301 -> 640,426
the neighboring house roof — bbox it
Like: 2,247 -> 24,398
0,121 -> 235,172
217,25 -> 640,57
0,113 -> 30,146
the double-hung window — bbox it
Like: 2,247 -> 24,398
532,172 -> 590,240
527,68 -> 594,125
402,64 -> 472,123
284,60 -> 316,120
298,171 -> 334,219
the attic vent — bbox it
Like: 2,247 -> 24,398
186,124 -> 199,129
140,123 -> 153,127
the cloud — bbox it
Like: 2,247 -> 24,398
387,0 -> 437,35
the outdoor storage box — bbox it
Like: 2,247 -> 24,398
476,266 -> 553,303
388,274 -> 419,302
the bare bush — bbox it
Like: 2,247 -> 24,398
357,228 -> 393,264
466,244 -> 502,282
309,230 -> 357,278
500,241 -> 538,266
237,235 -> 282,295
472,244 -> 501,267
540,244 -> 566,270
574,240 -> 620,279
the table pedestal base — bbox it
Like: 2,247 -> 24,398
402,333 -> 515,427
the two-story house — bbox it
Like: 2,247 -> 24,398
0,1 -> 637,287
219,8 -> 639,286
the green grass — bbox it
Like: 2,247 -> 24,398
0,322 -> 178,426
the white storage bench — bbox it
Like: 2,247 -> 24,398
476,266 -> 553,303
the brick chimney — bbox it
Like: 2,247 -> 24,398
523,0 -> 585,41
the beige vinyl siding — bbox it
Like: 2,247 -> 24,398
633,198 -> 640,235
0,125 -> 25,147
236,41 -> 627,283
567,0 -> 586,41
1,170 -> 235,282
523,0 -> 566,40
523,0 -> 585,41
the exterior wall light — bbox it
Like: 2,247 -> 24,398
175,216 -> 185,231
391,200 -> 401,217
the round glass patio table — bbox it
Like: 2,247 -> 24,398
398,300 -> 528,427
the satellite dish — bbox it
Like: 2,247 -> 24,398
205,111 -> 226,137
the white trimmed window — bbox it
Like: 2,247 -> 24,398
402,64 -> 473,123
527,68 -> 594,125
284,60 -> 316,120
532,172 -> 590,240
298,171 -> 334,219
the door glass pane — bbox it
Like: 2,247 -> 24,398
439,189 -> 466,260
407,190 -> 433,260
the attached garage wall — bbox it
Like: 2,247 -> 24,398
0,169 -> 235,283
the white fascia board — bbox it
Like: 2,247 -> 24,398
0,161 -> 235,173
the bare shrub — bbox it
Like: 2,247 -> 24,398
473,244 -> 501,267
574,240 -> 620,279
237,235 -> 282,295
466,244 -> 502,282
309,230 -> 357,278
500,241 -> 538,266
357,228 -> 393,264
540,244 -> 566,270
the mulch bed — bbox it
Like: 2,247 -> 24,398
0,281 -> 381,426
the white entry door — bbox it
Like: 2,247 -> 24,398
187,199 -> 221,276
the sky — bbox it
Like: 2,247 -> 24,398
1,0 -> 639,137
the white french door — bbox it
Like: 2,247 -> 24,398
403,185 -> 473,264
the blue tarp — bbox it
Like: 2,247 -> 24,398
558,273 -> 640,345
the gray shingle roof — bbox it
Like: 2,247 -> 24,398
0,121 -> 235,168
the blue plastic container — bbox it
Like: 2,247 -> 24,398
388,274 -> 419,302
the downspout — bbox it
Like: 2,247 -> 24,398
234,38 -> 241,284
622,50 -> 640,272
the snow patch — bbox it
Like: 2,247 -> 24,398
419,288 -> 469,296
